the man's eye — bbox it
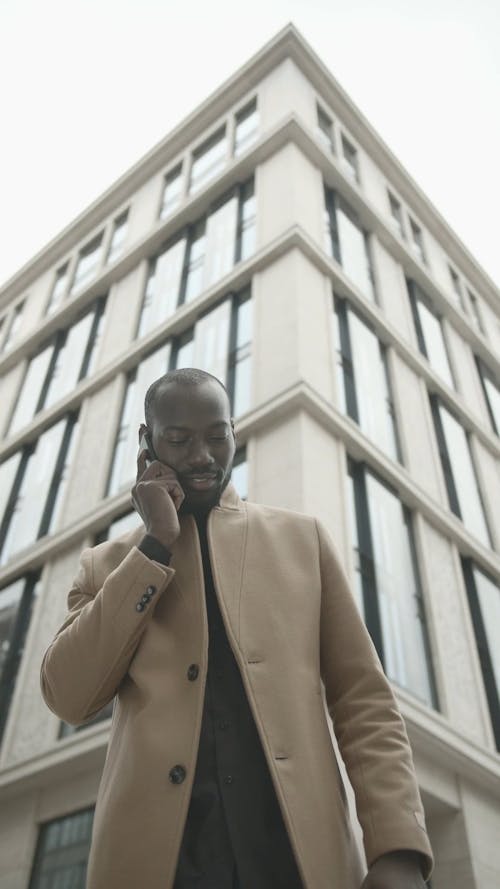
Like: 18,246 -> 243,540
167,440 -> 187,446
209,436 -> 228,442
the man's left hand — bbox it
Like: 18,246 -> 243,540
361,850 -> 426,888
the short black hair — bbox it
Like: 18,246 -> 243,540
144,368 -> 230,428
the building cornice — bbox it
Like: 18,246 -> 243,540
1,24 -> 498,308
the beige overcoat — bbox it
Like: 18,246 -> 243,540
41,483 -> 433,889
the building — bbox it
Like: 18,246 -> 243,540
0,23 -> 499,889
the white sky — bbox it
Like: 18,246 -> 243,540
1,0 -> 499,291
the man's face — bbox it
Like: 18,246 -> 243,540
144,381 -> 236,515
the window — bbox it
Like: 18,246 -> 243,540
8,298 -> 106,435
334,297 -> 400,461
235,180 -> 256,262
173,329 -> 195,370
28,808 -> 94,889
189,127 -> 227,194
138,237 -> 187,339
431,397 -> 490,546
449,266 -> 465,311
407,280 -> 454,388
47,265 -> 69,315
0,415 -> 79,565
160,164 -> 183,219
340,134 -> 359,183
316,105 -> 334,153
462,560 -> 500,749
1,301 -> 25,353
231,448 -> 248,500
476,358 -> 500,435
137,179 -> 254,326
387,191 -> 404,238
107,212 -> 128,264
467,289 -> 485,335
0,573 -> 40,744
109,292 -> 252,493
182,220 -> 207,304
234,99 -> 258,156
70,234 -> 104,293
348,462 -> 437,706
107,346 -> 171,496
96,511 -> 139,543
59,698 -> 114,739
228,290 -> 252,416
324,188 -> 376,302
409,218 -> 425,263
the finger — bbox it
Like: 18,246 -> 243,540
136,449 -> 148,480
167,481 -> 185,512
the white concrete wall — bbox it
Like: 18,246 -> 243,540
417,518 -> 493,746
389,351 -> 446,504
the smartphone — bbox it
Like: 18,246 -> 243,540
139,431 -> 157,468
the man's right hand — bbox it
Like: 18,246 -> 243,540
131,450 -> 185,549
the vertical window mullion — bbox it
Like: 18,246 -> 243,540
349,461 -> 385,663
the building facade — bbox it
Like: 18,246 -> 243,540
0,24 -> 499,889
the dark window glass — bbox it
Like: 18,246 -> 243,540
47,265 -> 69,315
407,280 -> 454,388
0,573 -> 40,745
137,237 -> 187,338
107,346 -> 170,496
341,134 -> 359,182
59,698 -> 114,739
189,127 -> 227,194
316,105 -> 334,153
231,448 -> 248,500
0,415 -> 79,565
348,462 -> 437,708
160,164 -> 183,219
235,180 -> 256,262
430,397 -> 490,545
107,212 -> 128,264
448,266 -> 464,311
324,188 -> 375,301
28,808 -> 94,889
467,289 -> 485,334
182,220 -> 207,304
8,298 -> 106,435
476,358 -> 500,435
462,560 -> 500,749
334,297 -> 399,461
71,234 -> 103,293
1,301 -> 25,353
234,99 -> 258,156
409,218 -> 425,264
387,191 -> 404,238
228,290 -> 252,417
95,511 -> 139,544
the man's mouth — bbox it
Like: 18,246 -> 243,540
184,474 -> 218,492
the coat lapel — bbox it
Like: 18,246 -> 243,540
207,483 -> 247,646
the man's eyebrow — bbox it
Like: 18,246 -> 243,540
163,421 -> 229,432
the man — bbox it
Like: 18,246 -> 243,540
41,368 -> 433,889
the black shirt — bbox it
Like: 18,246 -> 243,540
173,512 -> 304,889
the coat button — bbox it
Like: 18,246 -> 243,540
140,593 -> 150,604
169,765 -> 186,784
136,602 -> 145,612
187,664 -> 199,681
218,720 -> 229,730
223,775 -> 234,785
146,585 -> 157,596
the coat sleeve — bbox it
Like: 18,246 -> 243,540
316,519 -> 434,879
40,544 -> 175,726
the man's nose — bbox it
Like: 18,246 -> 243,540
186,440 -> 214,468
